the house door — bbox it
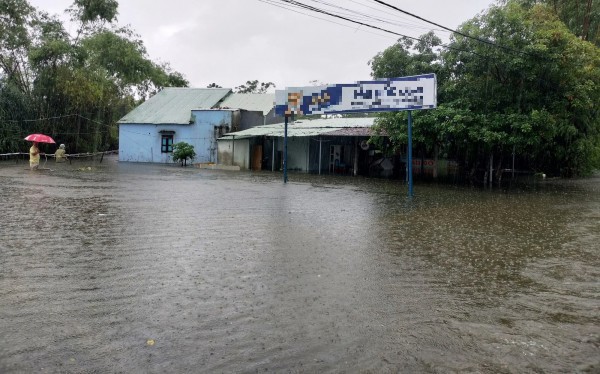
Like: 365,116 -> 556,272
252,145 -> 263,171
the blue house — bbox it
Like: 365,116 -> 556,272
118,88 -> 277,164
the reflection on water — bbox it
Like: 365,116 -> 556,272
0,157 -> 598,373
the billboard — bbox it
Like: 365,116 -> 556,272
275,73 -> 436,116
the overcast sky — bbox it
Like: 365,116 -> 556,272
27,0 -> 496,90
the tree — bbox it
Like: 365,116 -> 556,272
70,0 -> 118,24
207,82 -> 222,88
235,79 -> 275,93
0,0 -> 188,154
0,0 -> 36,98
517,0 -> 599,46
370,1 -> 600,180
172,141 -> 196,166
370,31 -> 443,79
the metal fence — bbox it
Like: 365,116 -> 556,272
0,150 -> 118,163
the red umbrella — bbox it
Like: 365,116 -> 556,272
24,134 -> 56,144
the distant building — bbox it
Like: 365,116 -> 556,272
217,117 -> 380,175
217,116 -> 458,179
117,88 -> 279,163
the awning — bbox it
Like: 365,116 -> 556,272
218,117 -> 376,140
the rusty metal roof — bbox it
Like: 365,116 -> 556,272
118,87 -> 231,125
218,116 -> 376,139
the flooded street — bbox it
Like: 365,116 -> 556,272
1,156 -> 598,373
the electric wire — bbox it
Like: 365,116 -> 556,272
257,0 -> 394,40
310,0 -> 447,32
372,0 -> 531,57
261,0 -> 485,57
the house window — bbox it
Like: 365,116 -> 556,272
161,134 -> 174,153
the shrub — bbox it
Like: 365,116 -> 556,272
172,142 -> 196,166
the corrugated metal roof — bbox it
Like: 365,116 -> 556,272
218,93 -> 275,115
218,116 -> 376,139
325,127 -> 374,136
118,87 -> 231,124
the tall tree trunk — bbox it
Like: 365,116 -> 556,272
495,149 -> 504,182
582,0 -> 593,41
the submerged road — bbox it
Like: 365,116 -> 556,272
1,156 -> 598,373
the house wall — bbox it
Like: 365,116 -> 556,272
119,123 -> 192,163
217,138 -> 250,170
217,136 -> 308,172
119,110 -> 234,164
239,110 -> 264,131
238,109 -> 282,131
191,110 -> 233,163
274,137 -> 309,172
265,108 -> 284,125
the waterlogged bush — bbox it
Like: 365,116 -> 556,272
172,142 -> 196,166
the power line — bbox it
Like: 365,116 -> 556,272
257,0 -> 394,40
304,0 -> 445,32
20,114 -> 81,122
4,113 -> 116,128
261,0 -> 484,57
271,0 -> 433,37
372,0 -> 529,57
323,0 -> 448,32
280,0 -> 422,41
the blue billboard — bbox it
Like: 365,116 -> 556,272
275,74 -> 436,116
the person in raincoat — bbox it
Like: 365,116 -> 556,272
54,144 -> 67,162
29,142 -> 41,170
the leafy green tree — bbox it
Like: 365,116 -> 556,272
235,79 -> 275,93
172,141 -> 196,166
0,0 -> 188,154
70,0 -> 118,24
0,0 -> 36,98
207,82 -> 222,88
370,31 -> 443,80
370,1 -> 600,180
517,0 -> 599,46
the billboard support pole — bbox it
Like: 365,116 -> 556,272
408,110 -> 413,197
284,115 -> 288,183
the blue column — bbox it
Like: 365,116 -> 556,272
407,111 -> 413,197
284,115 -> 288,183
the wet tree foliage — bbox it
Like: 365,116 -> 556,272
519,0 -> 599,46
370,1 -> 599,178
171,141 -> 195,166
0,0 -> 188,154
234,80 -> 275,94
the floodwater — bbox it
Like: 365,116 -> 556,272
1,156 -> 598,373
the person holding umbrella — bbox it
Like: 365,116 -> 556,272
29,142 -> 42,170
24,134 -> 54,170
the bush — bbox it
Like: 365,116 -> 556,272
172,142 -> 196,166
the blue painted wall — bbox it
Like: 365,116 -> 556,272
119,110 -> 233,163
